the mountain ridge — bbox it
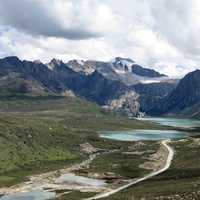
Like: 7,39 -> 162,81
2,56 -> 200,118
148,69 -> 200,118
0,56 -> 141,116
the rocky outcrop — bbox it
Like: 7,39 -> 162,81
111,57 -> 135,73
133,82 -> 177,113
0,75 -> 50,97
61,90 -> 76,97
105,91 -> 140,117
67,59 -> 95,75
132,64 -> 166,78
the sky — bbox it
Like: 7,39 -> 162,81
0,0 -> 200,77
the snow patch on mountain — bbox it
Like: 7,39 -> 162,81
76,60 -> 84,66
114,69 -> 126,74
67,59 -> 95,75
111,57 -> 135,74
140,78 -> 169,84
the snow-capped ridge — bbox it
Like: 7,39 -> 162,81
111,57 -> 135,73
33,60 -> 43,64
67,59 -> 95,75
112,57 -> 135,66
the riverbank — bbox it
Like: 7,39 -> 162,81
0,153 -> 105,196
0,140 -> 171,200
85,140 -> 174,200
0,97 -> 161,187
99,138 -> 200,200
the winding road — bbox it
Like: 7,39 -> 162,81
85,140 -> 174,200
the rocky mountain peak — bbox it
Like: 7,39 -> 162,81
67,59 -> 95,75
114,57 -> 135,64
3,56 -> 21,65
33,60 -> 43,64
67,59 -> 85,66
47,59 -> 63,70
132,64 -> 167,78
111,57 -> 135,73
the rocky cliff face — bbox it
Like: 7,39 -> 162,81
133,82 -> 177,113
67,59 -> 95,75
148,70 -> 200,116
105,91 -> 140,117
132,64 -> 166,78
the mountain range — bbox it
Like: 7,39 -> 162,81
0,56 -> 199,118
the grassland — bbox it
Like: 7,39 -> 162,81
101,138 -> 200,200
0,96 -> 160,187
79,141 -> 159,179
0,96 -> 199,200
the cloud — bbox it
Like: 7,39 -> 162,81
0,0 -> 117,40
0,0 -> 200,77
150,0 -> 200,59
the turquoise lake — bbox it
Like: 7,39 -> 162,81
99,129 -> 188,141
0,190 -> 55,200
139,117 -> 200,128
100,117 -> 200,142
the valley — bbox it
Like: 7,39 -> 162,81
1,0 -> 200,199
0,96 -> 163,199
0,96 -> 199,200
0,56 -> 199,199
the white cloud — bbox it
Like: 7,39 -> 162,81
0,0 -> 117,39
151,0 -> 200,59
0,0 -> 200,77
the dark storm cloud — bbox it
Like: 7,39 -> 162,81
0,0 -> 102,40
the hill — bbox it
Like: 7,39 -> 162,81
0,96 -> 157,186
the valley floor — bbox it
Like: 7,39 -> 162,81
85,140 -> 174,200
0,137 -> 171,200
0,97 -> 199,200
0,97 -> 161,193
100,138 -> 200,200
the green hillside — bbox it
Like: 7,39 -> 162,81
0,96 -> 158,186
